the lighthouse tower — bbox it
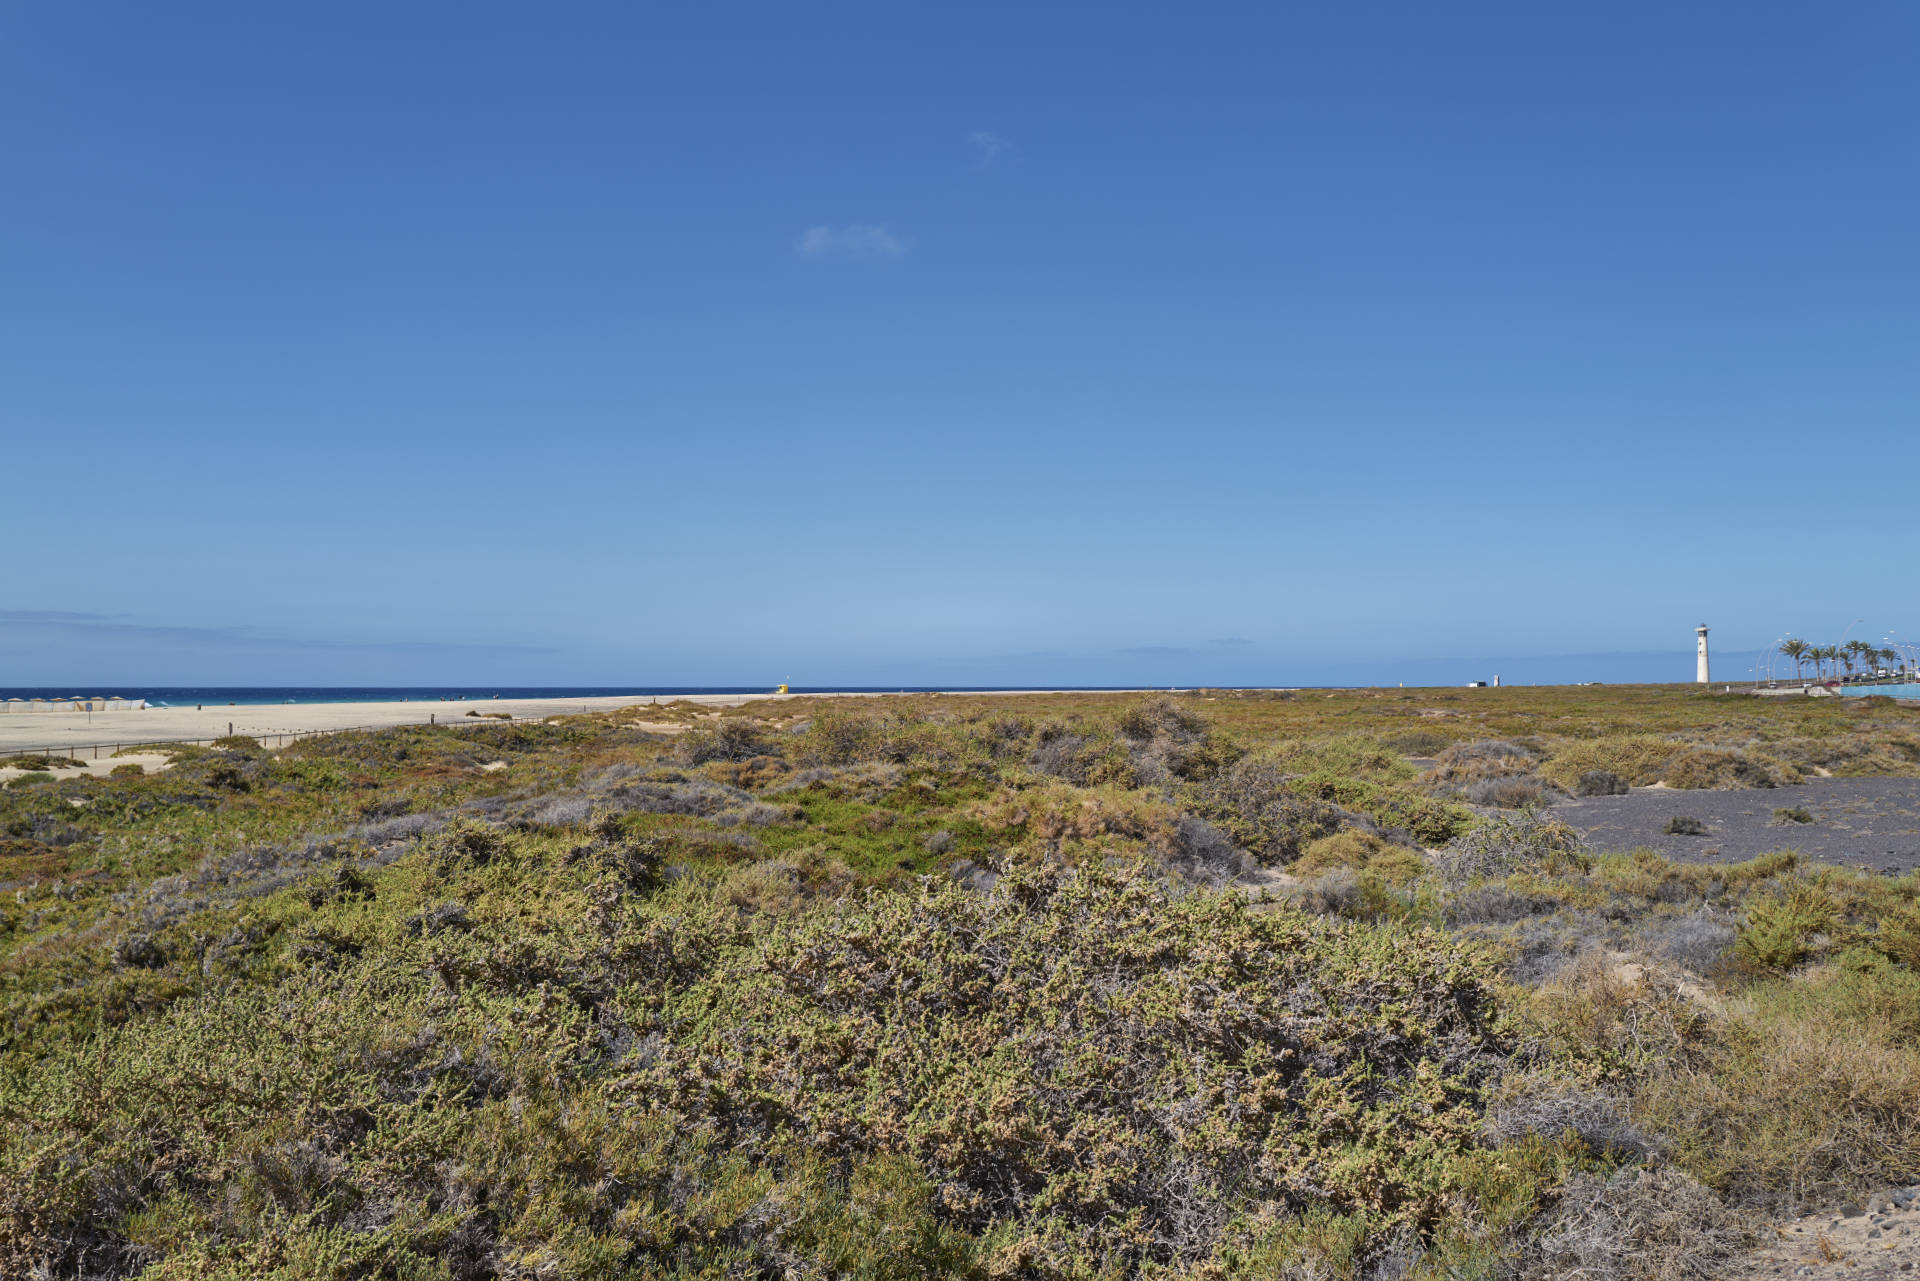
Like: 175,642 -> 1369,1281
1696,625 -> 1710,684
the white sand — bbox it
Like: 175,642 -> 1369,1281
0,692 -> 775,761
0,752 -> 177,784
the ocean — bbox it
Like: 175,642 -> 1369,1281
1843,683 -> 1920,700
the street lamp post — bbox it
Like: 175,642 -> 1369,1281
1765,635 -> 1788,686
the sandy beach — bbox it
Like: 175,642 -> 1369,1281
0,692 -> 785,761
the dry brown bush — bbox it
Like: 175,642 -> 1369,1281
1662,747 -> 1792,789
678,719 -> 776,765
1524,1166 -> 1758,1281
705,754 -> 789,789
1575,769 -> 1629,796
1769,731 -> 1920,777
974,783 -> 1173,850
1427,739 -> 1541,786
1465,775 -> 1561,808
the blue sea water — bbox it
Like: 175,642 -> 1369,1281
1843,684 -> 1920,699
0,685 -> 1150,708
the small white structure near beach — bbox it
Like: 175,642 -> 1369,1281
2,696 -> 147,713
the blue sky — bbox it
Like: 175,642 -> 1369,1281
5,2 -> 1916,687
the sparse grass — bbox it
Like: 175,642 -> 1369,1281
1636,958 -> 1920,1208
1,755 -> 82,772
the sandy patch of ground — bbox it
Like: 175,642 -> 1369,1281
1741,1185 -> 1920,1278
0,694 -> 781,757
0,752 -> 175,785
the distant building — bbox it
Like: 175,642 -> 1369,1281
1696,625 -> 1710,684
1467,680 -> 1488,688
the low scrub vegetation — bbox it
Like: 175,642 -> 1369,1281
1,685 -> 1918,1277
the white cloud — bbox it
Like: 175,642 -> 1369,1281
968,130 -> 1012,165
796,224 -> 909,262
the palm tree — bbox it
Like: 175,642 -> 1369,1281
1779,638 -> 1811,682
1817,644 -> 1842,681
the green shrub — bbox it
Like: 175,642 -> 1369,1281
628,861 -> 1506,1271
3,754 -> 89,772
1292,830 -> 1426,886
0,852 -> 1517,1277
1290,772 -> 1474,846
1539,736 -> 1678,790
1383,729 -> 1452,757
1735,888 -> 1838,971
1875,906 -> 1920,968
1189,757 -> 1349,862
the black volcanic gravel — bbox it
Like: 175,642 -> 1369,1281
1547,777 -> 1920,873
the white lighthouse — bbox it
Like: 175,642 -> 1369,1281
1696,624 -> 1710,684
